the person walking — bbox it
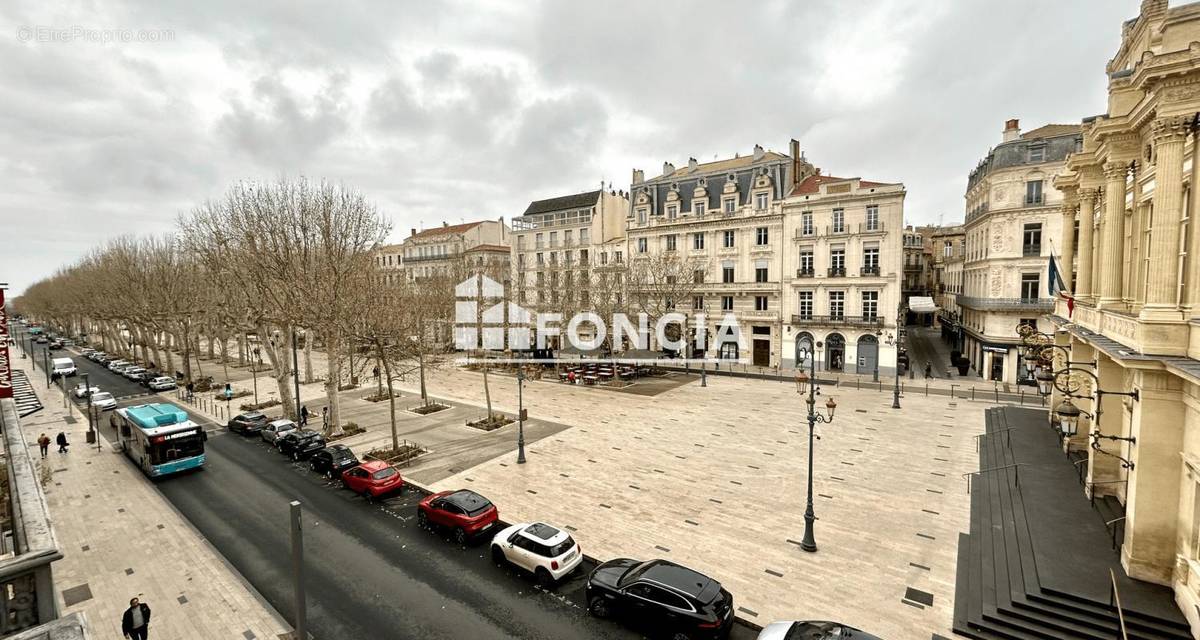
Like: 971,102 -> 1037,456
300,405 -> 309,427
37,433 -> 50,458
55,431 -> 68,454
121,597 -> 151,640
321,406 -> 329,429
924,362 -> 932,379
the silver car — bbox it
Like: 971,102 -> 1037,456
89,392 -> 118,411
261,419 -> 297,446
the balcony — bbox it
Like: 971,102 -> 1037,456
793,228 -> 817,240
790,314 -> 885,328
955,296 -> 1055,311
1024,195 -> 1044,205
859,221 -> 885,234
796,268 -> 815,278
404,252 -> 459,263
1022,244 -> 1042,257
827,267 -> 846,277
826,225 -> 849,237
860,265 -> 880,276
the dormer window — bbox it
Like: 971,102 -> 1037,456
636,207 -> 648,224
666,205 -> 678,219
723,197 -> 736,214
1028,146 -> 1045,163
693,200 -> 706,217
754,192 -> 769,210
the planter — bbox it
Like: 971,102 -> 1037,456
410,403 -> 449,415
240,398 -> 282,412
466,415 -> 514,431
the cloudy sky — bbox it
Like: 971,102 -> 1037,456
1,0 -> 1138,295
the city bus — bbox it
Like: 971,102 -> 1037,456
110,403 -> 207,477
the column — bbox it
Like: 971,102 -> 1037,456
1076,187 -> 1099,301
1059,189 -> 1077,291
1122,369 -> 1184,586
1191,131 -> 1200,313
1144,115 -> 1189,313
1100,161 -> 1129,308
1086,354 -> 1124,498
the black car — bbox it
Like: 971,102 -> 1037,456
586,558 -> 733,640
227,411 -> 270,436
308,444 -> 360,479
278,429 -> 326,461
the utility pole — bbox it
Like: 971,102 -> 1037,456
290,500 -> 307,640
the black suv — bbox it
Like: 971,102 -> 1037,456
308,444 -> 359,479
586,558 -> 733,640
227,411 -> 269,436
278,429 -> 326,461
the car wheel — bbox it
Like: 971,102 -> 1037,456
339,477 -> 348,490
587,597 -> 609,618
292,452 -> 299,461
417,511 -> 428,530
362,490 -> 373,503
454,527 -> 467,545
491,545 -> 506,565
535,567 -> 554,589
324,469 -> 333,480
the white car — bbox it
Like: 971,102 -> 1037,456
51,357 -> 77,379
261,419 -> 298,446
490,522 -> 582,587
89,392 -> 118,411
123,367 -> 147,380
148,376 -> 176,391
73,383 -> 100,399
107,360 -> 130,372
756,621 -> 881,640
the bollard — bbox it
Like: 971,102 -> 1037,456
925,383 -> 929,397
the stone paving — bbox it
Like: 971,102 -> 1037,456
415,366 -> 985,640
15,366 -> 291,640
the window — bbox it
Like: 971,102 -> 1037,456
1029,146 -> 1045,163
724,198 -> 736,214
722,266 -> 735,283
517,254 -> 525,268
829,291 -> 845,319
1025,180 -> 1043,205
693,269 -> 705,284
549,232 -> 558,247
755,295 -> 768,311
723,230 -> 735,248
799,291 -> 813,319
861,291 -> 878,321
693,233 -> 705,250
802,212 -> 814,235
665,235 -> 677,251
536,233 -> 544,249
580,249 -> 589,263
944,241 -> 952,257
866,205 -> 879,231
615,251 -> 623,263
580,228 -> 589,243
637,208 -> 648,224
755,266 -> 768,282
537,252 -> 544,265
564,230 -> 573,246
832,208 -> 845,233
800,250 -> 814,274
721,296 -> 734,311
694,201 -> 706,217
600,252 -> 608,265
1021,273 -> 1040,300
755,192 -> 768,210
1022,223 -> 1042,255
756,227 -> 768,245
693,296 -> 704,310
666,205 -> 678,219
637,238 -> 647,253
831,248 -> 845,271
863,246 -> 879,273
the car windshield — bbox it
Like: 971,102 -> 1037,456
371,467 -> 397,480
549,536 -> 577,557
92,393 -> 113,402
785,623 -> 863,640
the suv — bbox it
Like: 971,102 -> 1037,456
227,411 -> 269,436
417,489 -> 498,545
123,367 -> 148,381
261,419 -> 297,445
308,444 -> 359,479
491,522 -> 582,587
148,376 -> 176,391
586,559 -> 734,640
278,429 -> 326,461
340,461 -> 403,501
107,359 -> 130,372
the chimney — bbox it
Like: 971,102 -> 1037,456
688,157 -> 698,171
410,228 -> 417,237
752,144 -> 765,161
1003,119 -> 1021,142
663,161 -> 675,176
789,138 -> 800,160
632,168 -> 644,185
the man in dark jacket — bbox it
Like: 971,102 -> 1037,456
121,597 -> 151,639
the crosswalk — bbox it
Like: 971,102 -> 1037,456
11,371 -> 43,417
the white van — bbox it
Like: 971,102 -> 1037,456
51,357 -> 77,379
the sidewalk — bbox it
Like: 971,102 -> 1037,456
16,366 -> 291,640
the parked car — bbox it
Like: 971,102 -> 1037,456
340,460 -> 403,500
73,383 -> 100,399
308,444 -> 359,479
417,489 -> 499,544
80,348 -> 96,356
89,351 -> 107,362
261,419 -> 297,446
147,376 -> 176,391
123,367 -> 147,381
50,357 -> 77,379
107,359 -> 130,372
47,339 -> 64,350
586,558 -> 734,640
227,411 -> 269,436
278,429 -> 326,461
35,336 -> 48,344
757,621 -> 881,640
89,392 -> 118,411
491,522 -> 582,587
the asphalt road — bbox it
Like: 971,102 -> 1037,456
34,342 -> 759,640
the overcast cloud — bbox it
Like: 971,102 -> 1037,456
0,0 -> 1138,294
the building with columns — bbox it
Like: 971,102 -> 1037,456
1044,1 -> 1200,633
398,219 -> 510,281
960,119 -> 1082,383
928,225 -> 966,350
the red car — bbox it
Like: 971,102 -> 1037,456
418,489 -> 499,544
340,461 -> 404,501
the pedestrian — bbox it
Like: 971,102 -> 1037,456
37,433 -> 50,458
924,362 -> 932,379
322,406 -> 329,429
186,381 -> 194,401
300,405 -> 309,426
121,597 -> 151,640
567,371 -> 576,384
55,431 -> 68,454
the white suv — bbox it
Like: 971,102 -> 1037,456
107,359 -> 130,372
490,522 -> 582,587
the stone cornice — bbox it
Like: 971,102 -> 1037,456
1152,114 -> 1192,143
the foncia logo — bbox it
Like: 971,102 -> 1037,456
454,274 -> 531,351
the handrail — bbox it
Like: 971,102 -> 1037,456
1109,568 -> 1129,640
962,463 -> 1028,494
973,427 -> 1016,451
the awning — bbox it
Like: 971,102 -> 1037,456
909,296 -> 939,314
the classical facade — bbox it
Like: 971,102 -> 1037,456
928,225 -> 966,349
901,226 -> 929,308
1044,2 -> 1200,631
399,219 -> 510,281
782,174 -> 905,376
960,119 -> 1081,383
626,142 -> 814,366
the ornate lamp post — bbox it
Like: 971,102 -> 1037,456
795,338 -> 837,553
1045,366 -> 1139,469
516,368 -> 527,464
892,306 -> 905,409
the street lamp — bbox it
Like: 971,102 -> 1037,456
796,338 -> 836,553
252,346 -> 261,406
872,328 -> 882,383
891,307 -> 905,409
516,368 -> 527,464
1046,365 -> 1139,469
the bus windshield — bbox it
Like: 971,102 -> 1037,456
149,433 -> 204,465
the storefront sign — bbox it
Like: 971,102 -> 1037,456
981,345 -> 1009,354
0,289 -> 11,399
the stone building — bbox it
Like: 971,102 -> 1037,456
626,141 -> 814,366
399,219 -> 510,281
1044,1 -> 1200,631
960,119 -> 1082,383
782,173 -> 905,376
928,225 -> 966,349
901,226 -> 929,308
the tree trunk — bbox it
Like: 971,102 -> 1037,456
482,358 -> 493,421
323,329 -> 343,437
418,347 -> 428,406
163,331 -> 175,377
303,331 -> 314,383
237,333 -> 246,366
206,331 -> 215,360
257,325 -> 295,420
378,339 -> 399,452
